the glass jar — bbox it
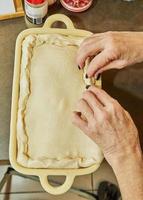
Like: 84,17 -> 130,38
24,0 -> 48,26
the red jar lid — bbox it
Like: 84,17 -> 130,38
26,0 -> 45,4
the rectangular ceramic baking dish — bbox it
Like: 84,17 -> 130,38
10,14 -> 102,195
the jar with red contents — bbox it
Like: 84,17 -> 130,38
24,0 -> 48,26
60,0 -> 93,12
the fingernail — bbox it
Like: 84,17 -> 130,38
85,73 -> 88,79
86,85 -> 90,89
78,65 -> 81,70
96,73 -> 101,80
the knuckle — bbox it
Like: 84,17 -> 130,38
97,111 -> 110,122
106,31 -> 115,44
80,41 -> 89,50
106,31 -> 115,41
108,103 -> 116,114
102,111 -> 110,121
88,120 -> 97,131
83,36 -> 95,45
83,37 -> 91,44
82,91 -> 91,99
106,99 -> 121,115
91,117 -> 97,125
106,32 -> 119,55
112,99 -> 121,110
79,47 -> 89,58
78,43 -> 89,54
109,45 -> 119,57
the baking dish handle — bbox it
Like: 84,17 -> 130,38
43,14 -> 75,29
39,174 -> 75,195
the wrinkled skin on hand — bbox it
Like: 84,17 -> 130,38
72,86 -> 140,165
77,31 -> 143,78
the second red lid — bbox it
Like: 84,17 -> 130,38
26,0 -> 46,4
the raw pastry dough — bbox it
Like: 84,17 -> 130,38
17,34 -> 103,168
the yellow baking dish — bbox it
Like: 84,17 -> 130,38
10,14 -> 102,195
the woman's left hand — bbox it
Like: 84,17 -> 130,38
72,86 -> 141,166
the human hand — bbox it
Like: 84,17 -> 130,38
72,86 -> 141,166
77,32 -> 143,78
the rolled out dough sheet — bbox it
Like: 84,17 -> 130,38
16,34 -> 103,168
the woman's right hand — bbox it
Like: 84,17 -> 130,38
77,31 -> 143,78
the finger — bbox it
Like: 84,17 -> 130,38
71,111 -> 88,132
86,50 -> 113,77
77,42 -> 102,69
76,99 -> 94,121
79,33 -> 105,51
82,90 -> 104,114
94,59 -> 127,77
88,86 -> 115,107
